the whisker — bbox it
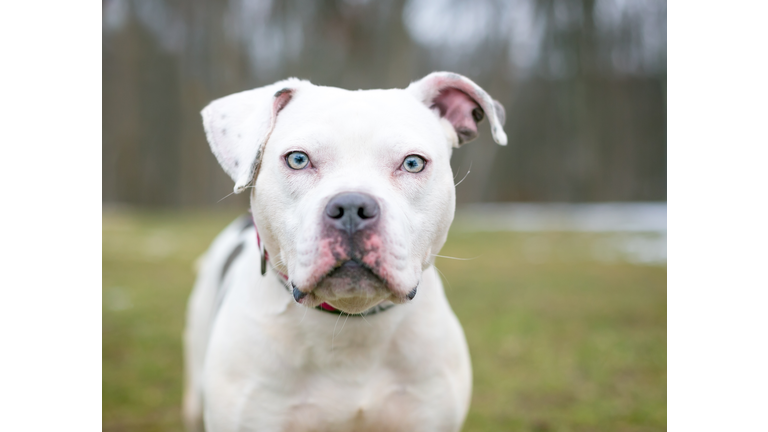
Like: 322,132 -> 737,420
434,265 -> 452,291
217,191 -> 236,203
218,184 -> 259,202
454,161 -> 472,187
338,312 -> 350,337
430,254 -> 481,261
332,311 -> 343,351
361,313 -> 373,327
298,300 -> 309,324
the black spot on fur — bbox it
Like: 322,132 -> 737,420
274,88 -> 291,98
220,242 -> 245,284
240,216 -> 254,232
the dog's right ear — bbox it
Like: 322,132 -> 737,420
201,78 -> 308,194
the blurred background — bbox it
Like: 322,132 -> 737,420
103,0 -> 666,430
103,0 -> 666,208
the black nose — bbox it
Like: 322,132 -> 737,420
325,192 -> 380,233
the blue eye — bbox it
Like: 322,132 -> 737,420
402,155 -> 426,173
286,151 -> 309,170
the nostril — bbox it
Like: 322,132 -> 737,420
324,192 -> 379,229
358,205 -> 378,219
327,206 -> 344,219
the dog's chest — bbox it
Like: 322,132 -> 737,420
204,316 -> 463,431
276,377 -> 428,432
210,366 -> 452,432
202,268 -> 467,431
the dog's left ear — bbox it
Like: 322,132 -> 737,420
201,78 -> 308,194
406,72 -> 507,147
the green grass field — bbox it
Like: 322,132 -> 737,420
103,210 -> 666,432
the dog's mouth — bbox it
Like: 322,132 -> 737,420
319,259 -> 387,291
297,259 -> 393,313
330,259 -> 382,278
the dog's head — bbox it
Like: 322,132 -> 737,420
202,72 -> 507,314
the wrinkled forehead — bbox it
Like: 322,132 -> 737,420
267,86 -> 449,156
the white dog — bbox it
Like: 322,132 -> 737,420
183,72 -> 507,432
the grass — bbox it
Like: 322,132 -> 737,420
103,210 -> 666,431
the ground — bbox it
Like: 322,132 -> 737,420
103,209 -> 666,432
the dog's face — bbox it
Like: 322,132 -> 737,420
202,73 -> 507,314
253,88 -> 456,313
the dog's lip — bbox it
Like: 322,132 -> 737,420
317,259 -> 386,286
293,259 -> 389,301
329,259 -> 381,278
293,261 -> 418,308
341,259 -> 362,268
291,283 -> 308,302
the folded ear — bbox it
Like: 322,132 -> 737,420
201,78 -> 309,194
406,72 -> 507,147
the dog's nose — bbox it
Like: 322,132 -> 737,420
325,192 -> 380,233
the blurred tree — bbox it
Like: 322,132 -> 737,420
102,0 -> 666,207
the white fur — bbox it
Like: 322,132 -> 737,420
201,78 -> 309,193
185,73 -> 506,431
